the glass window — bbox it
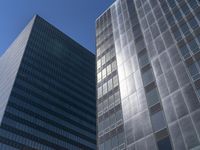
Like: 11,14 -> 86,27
181,3 -> 190,16
172,25 -> 182,41
113,75 -> 119,87
108,78 -> 113,92
154,6 -> 162,20
138,50 -> 149,67
180,22 -> 190,36
174,9 -> 183,21
102,68 -> 107,79
150,23 -> 160,39
97,59 -> 101,69
116,110 -> 123,121
112,61 -> 117,72
107,64 -> 111,76
151,110 -> 166,132
157,136 -> 173,150
102,55 -> 106,66
146,86 -> 160,107
188,17 -> 199,29
179,44 -> 190,58
166,12 -> 175,26
188,39 -> 199,54
186,60 -> 199,79
98,86 -> 102,98
147,12 -> 155,25
158,17 -> 168,33
97,72 -> 102,83
109,95 -> 114,106
103,83 -> 108,95
141,66 -> 154,86
168,0 -> 176,8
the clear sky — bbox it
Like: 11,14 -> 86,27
0,0 -> 115,55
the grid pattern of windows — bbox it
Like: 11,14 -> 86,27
96,9 -> 126,150
0,15 -> 96,150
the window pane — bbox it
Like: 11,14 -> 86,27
146,86 -> 160,106
151,110 -> 166,132
142,67 -> 154,86
157,136 -> 173,150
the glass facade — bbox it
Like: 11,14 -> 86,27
0,15 -> 96,150
96,0 -> 200,150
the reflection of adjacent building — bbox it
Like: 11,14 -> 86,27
96,0 -> 200,150
0,15 -> 96,150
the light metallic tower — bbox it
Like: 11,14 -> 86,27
96,0 -> 200,150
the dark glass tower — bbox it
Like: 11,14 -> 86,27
0,15 -> 96,150
96,0 -> 200,150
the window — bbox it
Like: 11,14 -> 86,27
145,85 -> 160,107
97,60 -> 101,69
112,61 -> 117,72
102,68 -> 107,79
188,39 -> 199,54
113,75 -> 119,87
174,9 -> 183,21
98,86 -> 102,98
168,0 -> 176,8
157,136 -> 173,150
179,44 -> 190,58
138,50 -> 149,67
150,23 -> 160,39
172,26 -> 182,41
181,3 -> 190,16
141,66 -> 154,86
180,23 -> 190,36
107,64 -> 111,76
151,110 -> 166,132
108,79 -> 113,91
103,83 -> 107,95
188,17 -> 199,29
97,72 -> 102,83
186,59 -> 199,80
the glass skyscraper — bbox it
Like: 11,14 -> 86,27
96,0 -> 200,150
0,15 -> 96,150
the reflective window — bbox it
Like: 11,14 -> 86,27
138,50 -> 149,67
188,38 -> 199,54
157,136 -> 173,150
141,66 -> 154,86
178,44 -> 190,58
145,85 -> 160,107
151,110 -> 166,132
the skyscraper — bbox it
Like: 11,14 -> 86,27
0,15 -> 96,150
96,0 -> 200,150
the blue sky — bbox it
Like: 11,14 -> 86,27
0,0 -> 115,55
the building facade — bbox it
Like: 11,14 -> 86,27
0,15 -> 96,150
96,0 -> 200,150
